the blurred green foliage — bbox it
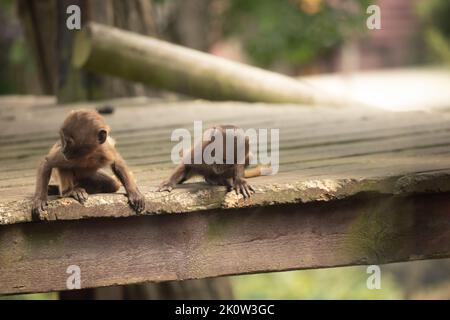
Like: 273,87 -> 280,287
1,266 -> 404,300
224,0 -> 371,68
0,293 -> 58,300
0,0 -> 14,9
9,38 -> 27,64
232,266 -> 404,299
0,0 -> 39,94
417,0 -> 450,38
416,0 -> 450,64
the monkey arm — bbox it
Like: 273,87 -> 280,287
111,155 -> 138,193
111,153 -> 145,213
31,143 -> 70,218
31,157 -> 54,219
233,164 -> 255,199
34,158 -> 53,199
157,164 -> 190,192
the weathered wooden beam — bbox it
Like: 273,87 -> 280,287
3,171 -> 450,226
72,22 -> 347,106
1,192 -> 449,295
2,96 -> 450,295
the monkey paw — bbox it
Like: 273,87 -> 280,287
31,197 -> 48,221
128,191 -> 146,214
157,181 -> 174,192
233,179 -> 255,199
64,187 -> 89,204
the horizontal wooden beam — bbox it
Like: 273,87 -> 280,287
4,171 -> 450,226
1,192 -> 449,295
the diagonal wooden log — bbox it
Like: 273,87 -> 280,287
72,22 -> 348,106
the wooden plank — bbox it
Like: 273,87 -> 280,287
1,192 -> 449,295
0,66 -> 448,295
2,116 -> 450,161
3,97 -> 450,221
1,95 -> 450,295
3,166 -> 450,225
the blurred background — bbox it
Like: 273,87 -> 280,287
0,0 -> 449,299
1,0 -> 450,96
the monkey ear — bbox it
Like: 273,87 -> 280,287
98,129 -> 108,144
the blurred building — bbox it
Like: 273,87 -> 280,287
336,0 -> 423,71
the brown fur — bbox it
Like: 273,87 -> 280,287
158,125 -> 258,198
31,110 -> 145,220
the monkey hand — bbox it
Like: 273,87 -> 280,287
233,178 -> 255,199
128,190 -> 146,214
64,187 -> 89,204
31,196 -> 48,221
157,180 -> 174,192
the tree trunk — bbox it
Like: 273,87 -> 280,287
17,0 -> 56,94
17,0 -> 160,102
173,0 -> 213,51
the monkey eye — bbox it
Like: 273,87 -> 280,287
98,129 -> 108,144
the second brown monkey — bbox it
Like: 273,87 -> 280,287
158,125 -> 269,198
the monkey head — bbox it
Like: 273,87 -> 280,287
59,110 -> 110,160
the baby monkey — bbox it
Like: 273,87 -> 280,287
32,110 -> 145,219
158,125 -> 269,198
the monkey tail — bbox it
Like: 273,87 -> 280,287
244,166 -> 273,178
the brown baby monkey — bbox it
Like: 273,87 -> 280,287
31,110 -> 145,219
158,125 -> 271,198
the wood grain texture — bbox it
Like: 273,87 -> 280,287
1,96 -> 450,294
1,192 -> 449,295
2,97 -> 450,224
